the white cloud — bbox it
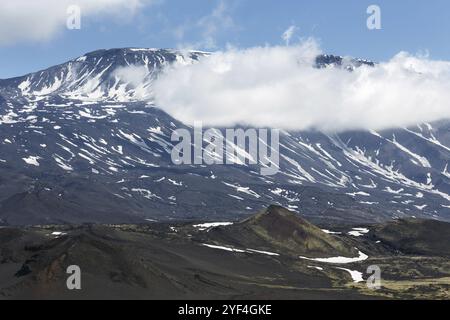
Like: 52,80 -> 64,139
174,0 -> 235,50
153,39 -> 450,132
282,25 -> 298,46
197,0 -> 234,48
0,0 -> 153,46
113,65 -> 150,87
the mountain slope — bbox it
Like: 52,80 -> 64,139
0,48 -> 207,102
0,48 -> 449,225
369,218 -> 450,257
201,205 -> 358,257
1,207 -> 450,299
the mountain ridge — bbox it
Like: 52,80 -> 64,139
0,48 -> 449,225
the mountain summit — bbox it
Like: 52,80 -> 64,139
1,48 -> 208,102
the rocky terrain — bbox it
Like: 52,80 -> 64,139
0,206 -> 449,300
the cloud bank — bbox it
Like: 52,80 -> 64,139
0,0 -> 153,46
153,39 -> 450,132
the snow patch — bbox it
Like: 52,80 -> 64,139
299,250 -> 368,264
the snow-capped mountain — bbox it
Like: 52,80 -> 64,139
0,48 -> 449,225
0,48 -> 207,102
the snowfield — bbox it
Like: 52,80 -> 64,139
299,250 -> 369,264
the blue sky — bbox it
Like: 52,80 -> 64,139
1,0 -> 449,78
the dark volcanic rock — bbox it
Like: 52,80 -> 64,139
203,205 -> 358,257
